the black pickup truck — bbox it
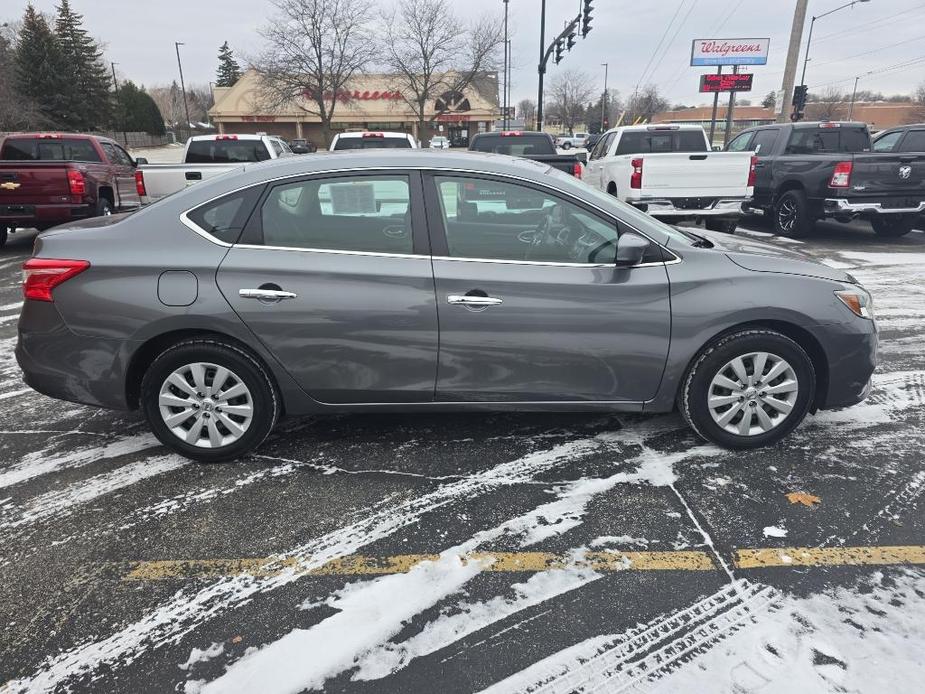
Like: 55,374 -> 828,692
468,131 -> 584,179
726,121 -> 925,238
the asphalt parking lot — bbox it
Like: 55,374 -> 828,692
1,216 -> 924,693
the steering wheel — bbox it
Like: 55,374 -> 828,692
525,205 -> 560,261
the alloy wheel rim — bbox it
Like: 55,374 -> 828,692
707,351 -> 799,437
778,199 -> 796,232
158,362 -> 254,448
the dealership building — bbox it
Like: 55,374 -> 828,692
209,70 -> 501,146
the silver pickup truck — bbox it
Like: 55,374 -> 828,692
136,134 -> 293,203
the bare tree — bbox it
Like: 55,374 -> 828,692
517,98 -> 536,127
915,81 -> 925,120
546,69 -> 593,134
624,84 -> 669,125
146,82 -> 185,128
381,0 -> 502,140
808,87 -> 844,121
253,0 -> 376,146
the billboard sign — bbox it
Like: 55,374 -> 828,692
699,73 -> 754,93
691,38 -> 770,66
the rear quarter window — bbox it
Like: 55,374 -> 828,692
1,138 -> 102,162
186,186 -> 264,244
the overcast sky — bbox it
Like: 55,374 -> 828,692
13,0 -> 925,107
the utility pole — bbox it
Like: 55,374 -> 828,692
778,0 -> 808,123
507,39 -> 512,125
708,65 -> 722,145
110,62 -> 128,147
175,41 -> 192,139
503,0 -> 509,129
600,62 -> 608,131
723,65 -> 738,147
536,0 -> 546,131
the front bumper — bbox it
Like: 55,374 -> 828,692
816,319 -> 878,410
632,197 -> 751,218
823,198 -> 925,216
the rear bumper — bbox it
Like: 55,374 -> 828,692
823,198 -> 925,216
0,202 -> 95,229
15,300 -> 132,410
632,198 -> 751,218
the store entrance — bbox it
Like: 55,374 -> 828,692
446,124 -> 469,149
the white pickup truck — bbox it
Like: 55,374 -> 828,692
585,125 -> 755,233
137,134 -> 293,203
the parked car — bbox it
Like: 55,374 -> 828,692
137,134 -> 293,204
450,135 -> 469,148
289,138 -> 317,154
429,136 -> 450,149
468,131 -> 583,178
330,131 -> 417,151
17,151 -> 876,462
555,132 -> 590,149
586,124 -> 755,233
727,121 -> 925,238
0,132 -> 143,247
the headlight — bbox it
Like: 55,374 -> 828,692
835,288 -> 874,319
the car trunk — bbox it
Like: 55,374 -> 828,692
841,152 -> 925,207
0,163 -> 73,205
638,152 -> 751,199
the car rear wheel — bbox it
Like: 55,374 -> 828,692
870,215 -> 914,237
681,329 -> 815,449
141,339 -> 279,462
705,218 -> 738,234
774,189 -> 812,238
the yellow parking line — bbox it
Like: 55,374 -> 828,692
121,545 -> 925,581
734,545 -> 925,569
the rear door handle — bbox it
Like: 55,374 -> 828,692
239,288 -> 297,301
447,294 -> 503,307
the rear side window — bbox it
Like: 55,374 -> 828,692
186,187 -> 263,244
899,129 -> 925,152
470,135 -> 556,156
750,129 -> 780,156
1,138 -> 102,162
186,139 -> 271,163
332,136 -> 412,150
785,127 -> 871,154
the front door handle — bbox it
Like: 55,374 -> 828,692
239,288 -> 297,301
447,294 -> 503,307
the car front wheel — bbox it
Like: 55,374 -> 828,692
141,339 -> 279,462
681,329 -> 815,449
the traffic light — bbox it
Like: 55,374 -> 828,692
567,30 -> 576,51
792,84 -> 807,110
582,0 -> 593,37
555,37 -> 565,64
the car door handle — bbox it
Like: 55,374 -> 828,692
239,288 -> 297,301
447,294 -> 503,307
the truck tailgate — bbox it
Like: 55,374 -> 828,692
846,152 -> 925,205
0,163 -> 71,203
139,163 -> 243,203
638,152 -> 751,198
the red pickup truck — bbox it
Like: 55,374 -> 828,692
0,133 -> 145,247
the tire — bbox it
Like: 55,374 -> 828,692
0,226 -> 7,248
773,189 -> 812,238
141,339 -> 279,462
705,218 -> 738,234
870,215 -> 914,238
561,142 -> 571,150
680,329 -> 815,450
96,196 -> 113,217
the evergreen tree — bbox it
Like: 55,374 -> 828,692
54,0 -> 112,129
15,5 -> 68,127
115,81 -> 166,135
215,41 -> 241,87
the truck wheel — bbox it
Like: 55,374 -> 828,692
0,226 -> 7,248
870,215 -> 914,238
96,197 -> 113,217
774,189 -> 812,238
705,218 -> 738,234
561,142 -> 571,150
681,329 -> 815,450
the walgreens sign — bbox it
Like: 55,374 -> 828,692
691,38 -> 770,66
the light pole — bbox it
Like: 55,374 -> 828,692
503,0 -> 509,130
175,41 -> 192,139
600,62 -> 608,132
799,0 -> 871,92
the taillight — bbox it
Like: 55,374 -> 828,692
572,161 -> 582,179
747,155 -> 757,187
67,169 -> 86,196
135,170 -> 147,197
362,132 -> 384,138
23,258 -> 90,302
500,131 -> 522,137
829,161 -> 853,188
630,158 -> 643,189
215,135 -> 238,140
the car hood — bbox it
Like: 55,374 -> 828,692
694,228 -> 852,283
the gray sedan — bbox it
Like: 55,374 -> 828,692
16,151 -> 877,462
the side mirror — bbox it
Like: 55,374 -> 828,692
135,157 -> 148,165
615,231 -> 650,267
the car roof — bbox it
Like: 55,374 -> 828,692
188,134 -> 268,141
334,131 -> 412,139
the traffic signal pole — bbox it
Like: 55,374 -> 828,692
778,0 -> 808,123
536,1 -> 592,132
536,0 -> 546,131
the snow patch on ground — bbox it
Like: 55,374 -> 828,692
179,642 -> 224,671
838,251 -> 925,267
762,525 -> 788,538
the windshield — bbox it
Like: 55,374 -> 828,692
1,138 -> 102,162
186,139 -> 271,163
333,137 -> 412,150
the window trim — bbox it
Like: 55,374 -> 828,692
180,165 -> 678,267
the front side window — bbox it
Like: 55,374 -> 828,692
433,175 -> 627,264
872,130 -> 903,152
259,175 -> 412,254
726,132 -> 755,152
